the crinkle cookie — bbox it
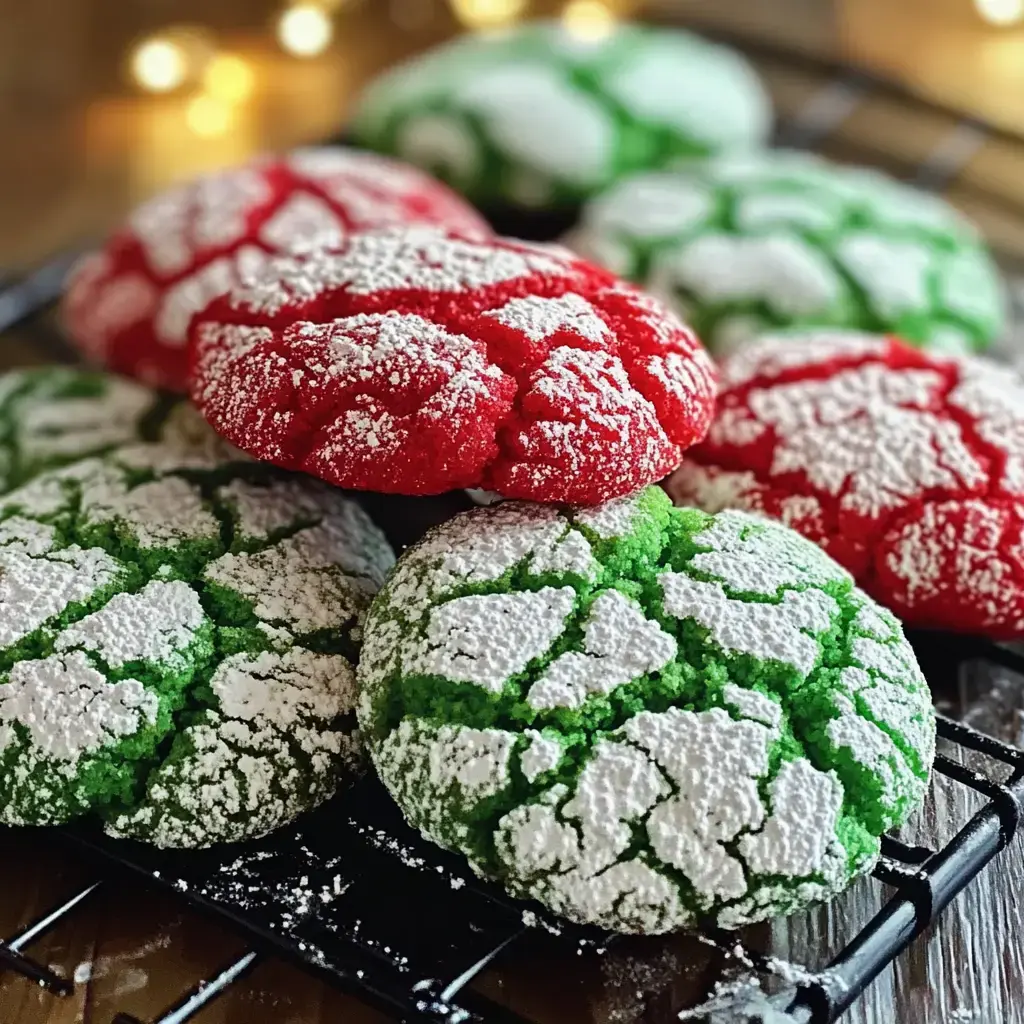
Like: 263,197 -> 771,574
568,150 -> 1005,355
0,443 -> 394,847
0,366 -> 239,493
62,147 -> 491,392
667,329 -> 1024,638
351,20 -> 770,210
357,486 -> 934,934
188,226 -> 716,505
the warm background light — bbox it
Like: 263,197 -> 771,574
561,0 -> 617,40
975,0 -> 1024,25
277,4 -> 335,56
129,37 -> 188,93
203,53 -> 256,104
448,0 -> 529,30
186,94 -> 233,137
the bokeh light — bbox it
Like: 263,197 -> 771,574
277,4 -> 335,57
449,0 -> 528,31
130,37 -> 188,93
561,0 -> 616,41
203,54 -> 256,104
186,94 -> 233,137
975,0 -> 1024,25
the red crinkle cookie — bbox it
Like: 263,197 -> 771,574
666,328 -> 1024,638
61,148 -> 491,391
188,226 -> 716,504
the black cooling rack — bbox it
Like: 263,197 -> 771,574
5,48 -> 1024,1024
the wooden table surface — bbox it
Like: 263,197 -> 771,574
4,2 -> 1024,1022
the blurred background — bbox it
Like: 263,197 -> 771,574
4,0 -> 1024,270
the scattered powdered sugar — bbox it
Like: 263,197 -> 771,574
720,329 -> 887,388
737,759 -> 844,878
689,510 -> 850,595
653,232 -> 842,318
13,372 -> 155,465
376,719 -> 517,847
205,484 -> 393,634
579,172 -> 713,239
723,683 -> 783,727
835,234 -> 932,320
483,292 -> 611,344
107,648 -> 361,848
625,708 -> 775,906
258,192 -> 346,252
459,65 -> 613,187
572,490 -> 648,539
82,472 -> 221,552
0,541 -> 126,648
519,730 -> 564,782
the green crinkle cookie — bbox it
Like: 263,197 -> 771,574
357,486 -> 935,935
0,442 -> 395,847
0,366 -> 241,494
568,149 -> 1006,354
351,20 -> 770,209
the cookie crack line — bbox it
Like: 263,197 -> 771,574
358,488 -> 932,933
186,227 -> 715,504
0,441 -> 394,848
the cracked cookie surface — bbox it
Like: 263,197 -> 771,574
352,20 -> 770,209
62,147 -> 490,391
357,486 -> 934,934
0,367 -> 239,494
568,150 -> 1004,355
188,226 -> 716,505
667,329 -> 1024,638
0,442 -> 394,847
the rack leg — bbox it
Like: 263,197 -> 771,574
111,950 -> 260,1024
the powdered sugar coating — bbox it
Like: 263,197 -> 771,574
358,486 -> 933,933
569,150 -> 1005,354
55,581 -> 205,670
0,367 -> 247,497
352,20 -> 769,208
62,148 -> 490,391
667,330 -> 1024,637
0,444 -> 394,844
190,226 -> 716,504
107,648 -> 362,847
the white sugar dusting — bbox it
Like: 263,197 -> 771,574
483,293 -> 611,344
227,228 -> 566,315
0,543 -> 125,648
0,652 -> 158,762
520,730 -> 564,782
411,588 -> 576,694
626,708 -> 774,904
526,590 -> 676,709
653,233 -> 842,317
56,580 -> 206,669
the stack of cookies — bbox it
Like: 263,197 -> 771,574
14,17 -> 1015,939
